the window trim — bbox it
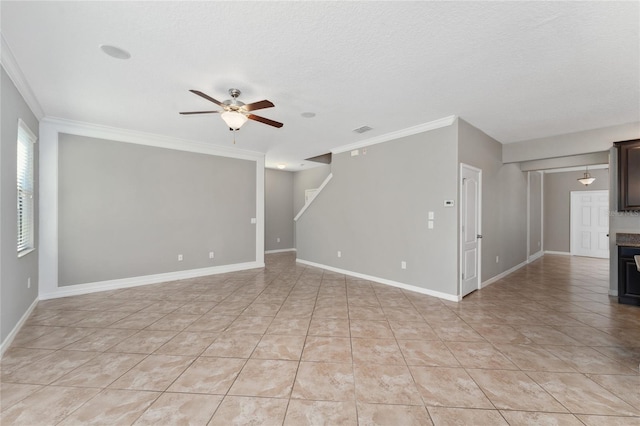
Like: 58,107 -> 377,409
17,118 -> 37,257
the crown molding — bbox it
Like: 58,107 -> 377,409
331,115 -> 457,154
1,33 -> 45,119
41,116 -> 265,161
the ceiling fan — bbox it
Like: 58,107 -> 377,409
180,88 -> 283,130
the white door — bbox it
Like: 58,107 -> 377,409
460,164 -> 481,297
570,190 -> 609,259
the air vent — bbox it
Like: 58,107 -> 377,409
352,126 -> 372,134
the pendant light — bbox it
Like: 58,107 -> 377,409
577,166 -> 596,186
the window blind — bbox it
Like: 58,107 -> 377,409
17,119 -> 36,255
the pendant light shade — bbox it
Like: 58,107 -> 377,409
220,111 -> 248,130
578,167 -> 596,186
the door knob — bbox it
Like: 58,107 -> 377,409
477,234 -> 483,239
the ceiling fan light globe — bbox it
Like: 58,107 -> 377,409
221,111 -> 248,130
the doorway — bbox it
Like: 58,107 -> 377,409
460,164 -> 482,297
570,190 -> 609,259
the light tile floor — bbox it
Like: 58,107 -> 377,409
1,253 -> 639,425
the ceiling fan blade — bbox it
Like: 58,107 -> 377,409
248,114 -> 283,128
243,100 -> 275,111
189,90 -> 224,106
179,111 -> 219,115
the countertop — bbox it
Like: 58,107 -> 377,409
616,233 -> 640,248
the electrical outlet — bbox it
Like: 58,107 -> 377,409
27,277 -> 31,289
401,261 -> 407,270
538,241 -> 541,247
277,237 -> 280,243
496,256 -> 499,263
337,251 -> 342,258
178,254 -> 183,261
209,252 -> 214,259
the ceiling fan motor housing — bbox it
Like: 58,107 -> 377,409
224,88 -> 245,109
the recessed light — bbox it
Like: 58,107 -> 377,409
301,112 -> 316,118
99,44 -> 131,60
277,164 -> 286,169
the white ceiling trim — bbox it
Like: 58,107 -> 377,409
331,115 -> 457,154
1,33 -> 44,120
41,116 -> 264,162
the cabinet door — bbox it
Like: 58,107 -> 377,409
619,255 -> 640,306
616,139 -> 640,211
623,260 -> 640,296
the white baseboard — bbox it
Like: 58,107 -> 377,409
528,250 -> 544,263
39,261 -> 264,300
481,260 -> 528,288
609,289 -> 618,297
265,248 -> 296,254
544,250 -> 571,256
296,258 -> 460,302
1,297 -> 39,357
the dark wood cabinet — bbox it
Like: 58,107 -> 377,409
615,138 -> 640,211
618,246 -> 640,306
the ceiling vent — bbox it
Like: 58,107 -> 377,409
352,125 -> 372,134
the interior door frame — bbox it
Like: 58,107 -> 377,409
459,163 -> 482,297
526,171 -> 544,261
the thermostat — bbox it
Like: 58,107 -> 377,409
444,200 -> 455,207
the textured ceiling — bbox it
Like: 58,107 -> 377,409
2,1 -> 638,169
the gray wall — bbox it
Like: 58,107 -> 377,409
501,122 -> 639,295
1,67 -> 39,344
504,121 -> 640,163
58,134 -> 256,286
544,169 -> 609,253
529,171 -> 543,257
293,164 -> 331,215
297,125 -> 460,296
458,119 -> 528,282
265,169 -> 294,251
520,152 -> 609,172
